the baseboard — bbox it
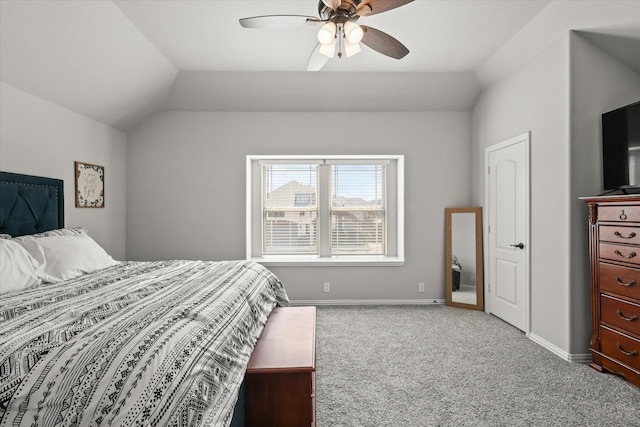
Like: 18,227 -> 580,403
568,353 -> 593,364
528,333 -> 592,364
289,299 -> 446,306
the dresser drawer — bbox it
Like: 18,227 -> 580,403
601,295 -> 640,337
599,263 -> 640,300
600,326 -> 640,370
599,205 -> 640,222
600,225 -> 640,244
600,243 -> 640,266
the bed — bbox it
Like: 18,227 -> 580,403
0,171 -> 289,426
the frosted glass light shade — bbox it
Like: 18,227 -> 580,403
344,21 -> 363,44
317,22 -> 337,45
319,38 -> 337,57
344,39 -> 361,57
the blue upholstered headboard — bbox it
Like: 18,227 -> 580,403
0,171 -> 64,237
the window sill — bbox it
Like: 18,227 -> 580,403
248,255 -> 405,267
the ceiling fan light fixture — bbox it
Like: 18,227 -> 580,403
344,39 -> 362,57
344,21 -> 364,44
317,22 -> 337,45
239,0 -> 415,71
319,37 -> 337,57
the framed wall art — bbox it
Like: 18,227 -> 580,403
75,161 -> 104,208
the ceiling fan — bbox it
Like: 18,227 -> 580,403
239,0 -> 414,71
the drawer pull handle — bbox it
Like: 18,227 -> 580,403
615,309 -> 639,322
616,342 -> 638,357
614,231 -> 637,239
614,250 -> 637,259
620,210 -> 628,220
614,277 -> 637,287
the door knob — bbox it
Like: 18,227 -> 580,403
510,243 -> 525,249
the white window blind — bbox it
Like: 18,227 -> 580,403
262,164 -> 319,254
330,164 -> 386,255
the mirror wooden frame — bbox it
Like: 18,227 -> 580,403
445,207 -> 484,310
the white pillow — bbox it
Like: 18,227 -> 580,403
0,239 -> 42,294
15,232 -> 118,283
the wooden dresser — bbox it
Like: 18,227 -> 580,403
583,196 -> 640,387
245,306 -> 316,426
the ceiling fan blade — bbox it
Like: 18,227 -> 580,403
360,25 -> 409,59
307,43 -> 330,71
239,15 -> 320,29
321,0 -> 341,11
357,0 -> 414,16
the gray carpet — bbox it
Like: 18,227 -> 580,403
315,305 -> 640,426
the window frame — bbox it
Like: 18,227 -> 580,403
246,155 -> 404,266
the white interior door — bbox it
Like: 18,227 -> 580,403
485,133 -> 530,332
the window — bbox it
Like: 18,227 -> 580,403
330,163 -> 386,255
247,156 -> 404,265
262,164 -> 318,254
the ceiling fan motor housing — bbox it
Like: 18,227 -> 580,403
318,0 -> 364,21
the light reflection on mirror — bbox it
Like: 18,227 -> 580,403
451,213 -> 477,305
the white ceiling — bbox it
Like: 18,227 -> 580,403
1,0 -> 639,130
113,0 -> 551,73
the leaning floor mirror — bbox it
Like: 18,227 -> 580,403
445,207 -> 484,310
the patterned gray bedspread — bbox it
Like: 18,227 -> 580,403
0,260 -> 289,426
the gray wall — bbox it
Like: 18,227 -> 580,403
126,111 -> 472,302
471,32 -> 640,357
472,35 -> 572,352
0,82 -> 127,260
569,32 -> 640,354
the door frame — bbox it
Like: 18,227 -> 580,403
484,132 -> 531,336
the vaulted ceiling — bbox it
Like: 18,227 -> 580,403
1,0 -> 639,130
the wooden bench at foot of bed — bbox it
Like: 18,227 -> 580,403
245,306 -> 317,427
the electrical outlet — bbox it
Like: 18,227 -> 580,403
323,282 -> 330,293
418,282 -> 425,292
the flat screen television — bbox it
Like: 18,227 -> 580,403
602,100 -> 640,193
